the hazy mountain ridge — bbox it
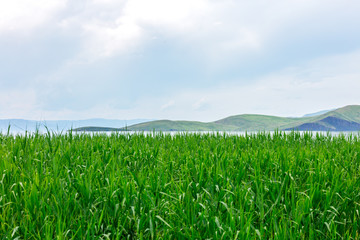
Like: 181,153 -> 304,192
123,105 -> 360,132
302,109 -> 333,117
0,119 -> 152,133
3,105 -> 360,132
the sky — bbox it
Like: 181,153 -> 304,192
1,0 -> 360,121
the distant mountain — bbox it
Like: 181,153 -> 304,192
303,109 -> 333,117
5,106 -> 359,133
124,115 -> 300,131
285,105 -> 360,131
284,116 -> 360,131
0,119 -> 152,133
124,120 -> 239,131
119,105 -> 360,132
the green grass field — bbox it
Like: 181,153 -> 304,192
1,131 -> 360,239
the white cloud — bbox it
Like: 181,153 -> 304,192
161,100 -> 175,111
55,0 -> 267,61
192,97 -> 208,111
0,0 -> 66,34
72,0 -> 212,60
1,0 -> 359,121
124,0 -> 210,31
4,0 -> 352,61
81,17 -> 143,59
2,49 -> 359,121
0,88 -> 38,118
120,50 -> 360,121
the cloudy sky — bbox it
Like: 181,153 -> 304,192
1,0 -> 360,121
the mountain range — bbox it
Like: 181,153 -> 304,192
73,105 -> 360,132
0,119 -> 152,133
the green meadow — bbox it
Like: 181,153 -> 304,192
1,131 -> 360,239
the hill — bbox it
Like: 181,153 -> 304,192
72,105 -> 360,132
0,119 -> 152,133
125,115 -> 308,131
285,105 -> 360,131
125,105 -> 360,131
303,109 -> 333,117
126,120 -> 238,131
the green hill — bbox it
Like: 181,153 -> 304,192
126,120 -> 237,131
214,114 -> 303,131
74,105 -> 360,132
284,105 -> 360,131
126,115 -> 312,132
73,126 -> 125,132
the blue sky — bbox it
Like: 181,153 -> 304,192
1,0 -> 360,121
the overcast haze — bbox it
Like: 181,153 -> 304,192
1,0 -> 360,121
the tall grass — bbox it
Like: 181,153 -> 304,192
0,131 -> 359,239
